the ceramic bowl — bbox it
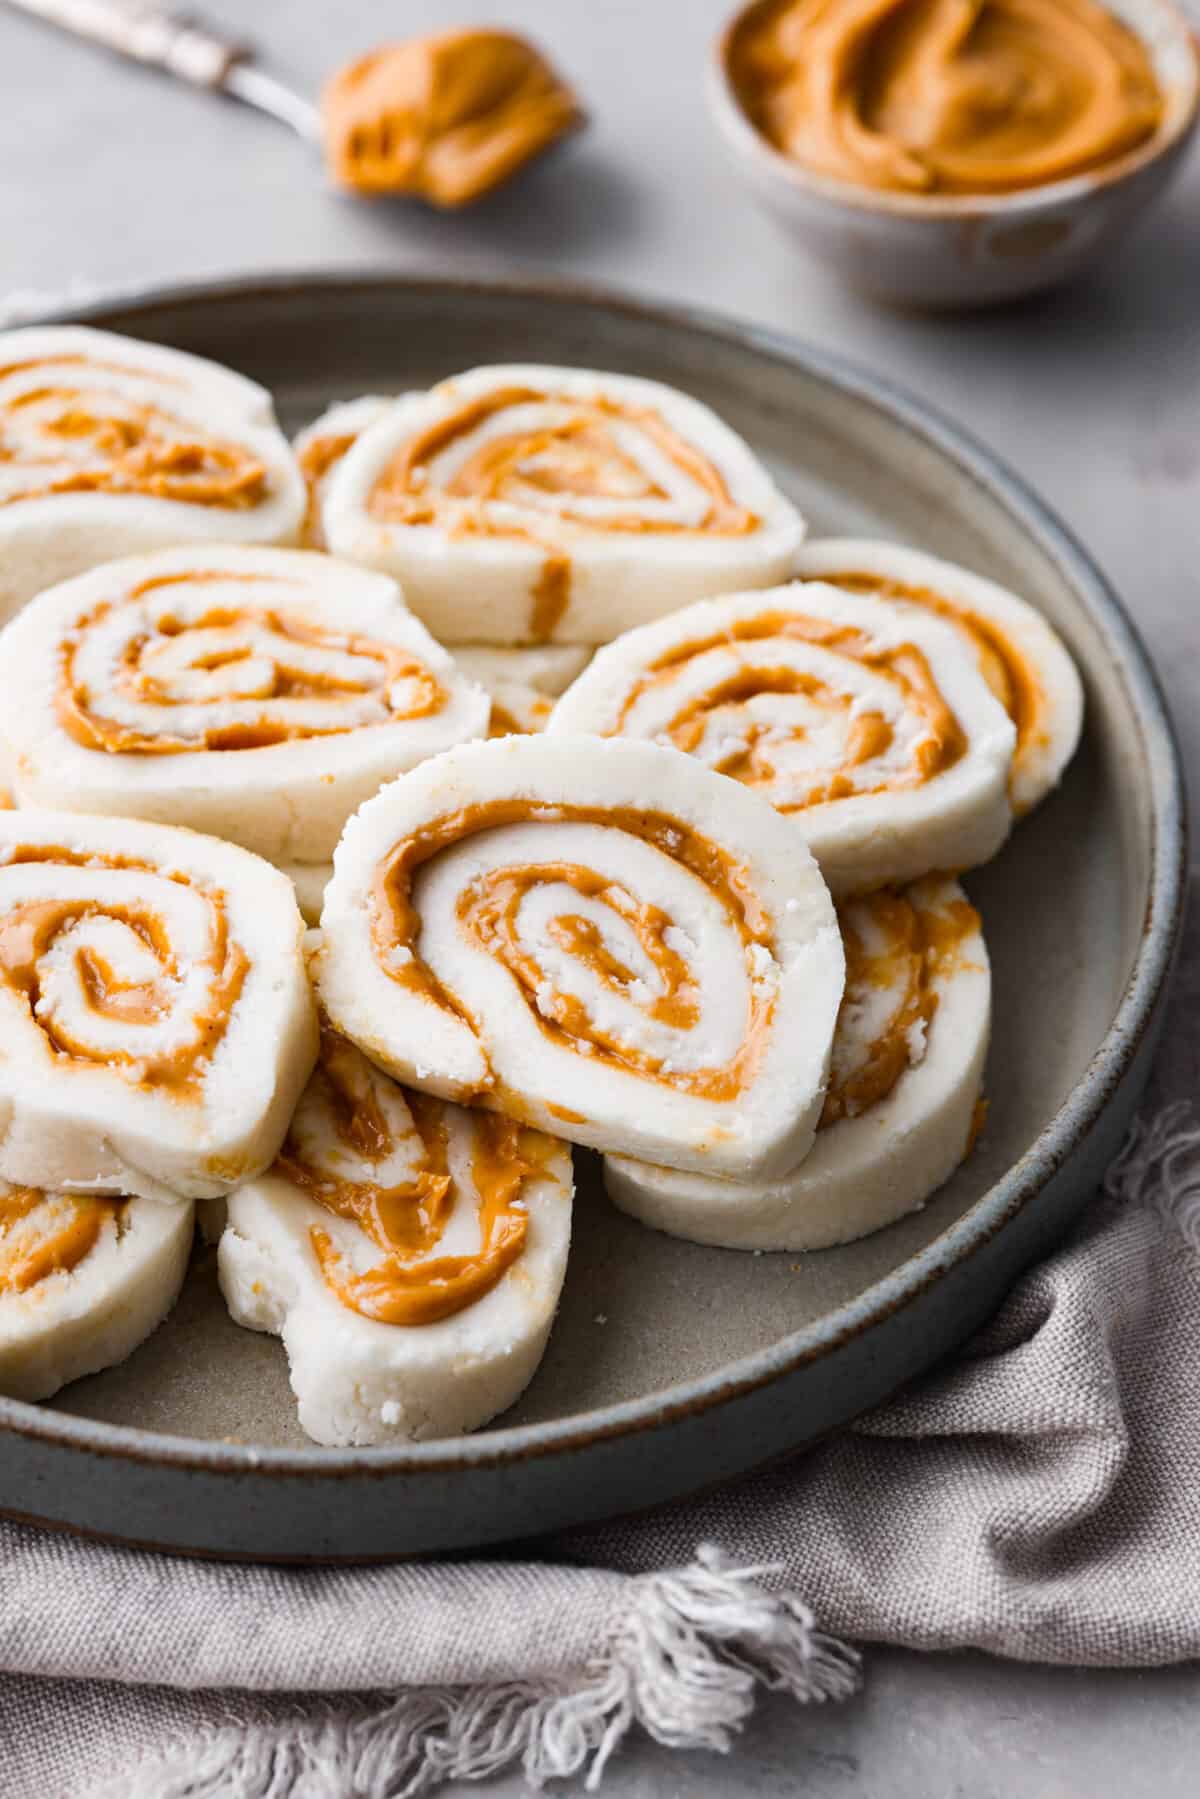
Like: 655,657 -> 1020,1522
709,0 -> 1200,308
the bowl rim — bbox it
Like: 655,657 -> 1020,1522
710,0 -> 1200,220
0,267 -> 1187,1481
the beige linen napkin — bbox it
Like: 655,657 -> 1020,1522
1,887 -> 1197,1796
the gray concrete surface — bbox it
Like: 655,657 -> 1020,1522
3,0 -> 1199,1790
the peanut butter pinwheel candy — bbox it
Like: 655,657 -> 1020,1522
454,645 -> 595,741
0,546 -> 491,869
792,541 -> 1084,817
605,879 -> 989,1251
0,1182 -> 193,1401
314,735 -> 845,1180
293,396 -> 394,547
550,582 -> 1017,894
279,861 -> 333,928
0,327 -> 306,624
218,1029 -> 572,1445
321,366 -> 805,643
452,644 -> 592,698
0,811 -> 317,1203
482,679 -> 554,736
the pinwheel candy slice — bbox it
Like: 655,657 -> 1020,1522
279,861 -> 332,927
605,879 -> 989,1250
550,582 -> 1017,894
293,395 -> 394,547
451,646 -> 594,739
0,545 -> 491,864
315,735 -> 845,1180
219,1031 -> 572,1445
451,645 -> 592,697
482,679 -> 554,736
0,1182 -> 194,1401
0,810 -> 318,1202
322,365 -> 805,643
0,326 -> 305,623
793,539 -> 1083,817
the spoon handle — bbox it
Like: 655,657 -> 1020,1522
6,0 -> 245,84
5,0 -> 323,140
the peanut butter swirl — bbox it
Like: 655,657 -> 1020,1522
822,883 -> 979,1126
367,386 -> 760,641
0,845 -> 248,1095
56,570 -> 447,755
0,1181 -> 121,1295
611,609 -> 966,810
369,799 -> 777,1103
815,569 -> 1045,797
298,430 -> 360,542
278,1030 -> 538,1324
0,357 -> 268,510
729,0 -> 1163,196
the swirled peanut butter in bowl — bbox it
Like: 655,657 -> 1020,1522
728,0 -> 1164,195
321,29 -> 584,207
711,0 -> 1200,304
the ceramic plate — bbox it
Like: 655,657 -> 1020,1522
0,275 -> 1184,1559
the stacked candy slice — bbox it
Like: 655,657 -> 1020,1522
0,541 -> 491,921
297,362 -> 808,740
0,328 -> 1085,1448
0,809 -> 317,1395
315,735 -> 846,1176
0,326 -> 305,623
220,1029 -> 573,1444
547,546 -> 1081,1246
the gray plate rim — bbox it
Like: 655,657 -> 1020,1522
0,269 -> 1186,1477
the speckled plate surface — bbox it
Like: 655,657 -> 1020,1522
0,274 -> 1185,1560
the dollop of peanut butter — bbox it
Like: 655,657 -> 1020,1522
728,0 -> 1163,195
321,29 -> 583,207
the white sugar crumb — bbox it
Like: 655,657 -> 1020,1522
380,1400 -> 403,1426
905,1016 -> 928,1065
748,943 -> 778,985
594,1313 -> 608,1325
386,943 -> 414,971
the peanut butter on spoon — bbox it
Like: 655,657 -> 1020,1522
321,29 -> 584,206
6,7 -> 583,210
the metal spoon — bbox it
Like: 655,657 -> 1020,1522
5,0 -> 585,206
6,0 -> 323,145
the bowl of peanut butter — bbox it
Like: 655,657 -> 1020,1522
711,0 -> 1199,306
